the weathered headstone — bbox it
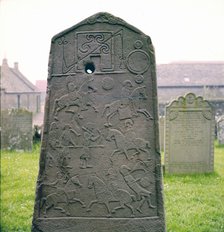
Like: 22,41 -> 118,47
159,116 -> 165,151
217,115 -> 224,144
32,12 -> 166,232
165,93 -> 215,174
0,109 -> 33,151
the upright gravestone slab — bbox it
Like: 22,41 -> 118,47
32,12 -> 166,232
165,93 -> 214,174
217,115 -> 224,144
159,116 -> 165,151
0,109 -> 33,151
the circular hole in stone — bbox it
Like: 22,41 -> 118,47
85,62 -> 95,74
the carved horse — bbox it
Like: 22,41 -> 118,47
64,175 -> 86,207
102,86 -> 153,127
106,128 -> 150,160
40,175 -> 85,217
53,78 -> 97,118
119,165 -> 155,213
87,175 -> 115,217
109,182 -> 136,217
87,175 -> 135,217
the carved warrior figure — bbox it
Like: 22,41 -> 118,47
119,165 -> 155,213
102,84 -> 153,127
87,175 -> 136,217
39,174 -> 84,217
106,128 -> 151,160
53,79 -> 98,120
60,124 -> 80,147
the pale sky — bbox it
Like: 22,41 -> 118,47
0,0 -> 224,84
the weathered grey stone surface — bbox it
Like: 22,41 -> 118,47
32,12 -> 166,232
217,115 -> 224,144
159,116 -> 165,151
0,109 -> 33,151
165,93 -> 215,174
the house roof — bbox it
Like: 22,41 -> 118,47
0,59 -> 40,93
157,62 -> 224,87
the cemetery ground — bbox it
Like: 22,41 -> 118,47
1,142 -> 224,232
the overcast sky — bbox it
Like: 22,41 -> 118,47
1,0 -> 224,83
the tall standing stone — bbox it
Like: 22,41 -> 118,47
32,12 -> 166,232
165,93 -> 215,174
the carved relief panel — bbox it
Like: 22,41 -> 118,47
32,12 -> 166,232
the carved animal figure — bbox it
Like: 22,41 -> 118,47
53,79 -> 97,119
109,182 -> 136,217
64,175 -> 86,208
40,175 -> 85,217
106,128 -> 150,160
87,175 -> 136,217
53,85 -> 81,118
87,175 -> 115,217
102,86 -> 153,127
119,165 -> 155,213
40,189 -> 69,217
102,100 -> 123,127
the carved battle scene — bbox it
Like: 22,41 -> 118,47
32,12 -> 166,232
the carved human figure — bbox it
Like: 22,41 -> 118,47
78,78 -> 98,113
123,119 -> 151,160
40,173 -> 85,217
53,82 -> 81,119
119,165 -> 155,213
102,84 -> 153,127
108,181 -> 136,217
123,119 -> 136,141
107,128 -> 151,161
82,123 -> 101,146
80,146 -> 93,169
60,124 -> 80,147
87,175 -> 114,217
59,147 -> 72,172
39,172 -> 69,217
121,80 -> 133,98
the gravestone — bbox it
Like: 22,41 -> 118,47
32,12 -> 166,232
159,116 -> 165,151
0,109 -> 32,151
217,115 -> 224,144
165,93 -> 214,174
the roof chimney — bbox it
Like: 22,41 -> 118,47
2,58 -> 8,66
14,62 -> 19,70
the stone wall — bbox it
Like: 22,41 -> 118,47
0,109 -> 33,151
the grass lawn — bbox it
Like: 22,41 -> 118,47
1,142 -> 224,232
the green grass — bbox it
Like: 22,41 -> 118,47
1,144 -> 40,232
163,142 -> 224,232
1,142 -> 224,231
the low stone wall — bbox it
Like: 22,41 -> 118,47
1,109 -> 33,151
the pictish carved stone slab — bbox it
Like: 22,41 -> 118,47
32,12 -> 166,232
217,115 -> 224,144
165,93 -> 215,174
